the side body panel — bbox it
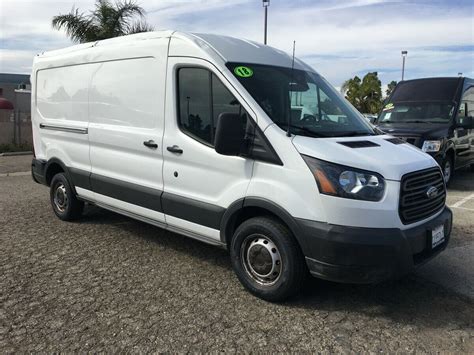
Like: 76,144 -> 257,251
87,40 -> 169,223
161,56 -> 255,240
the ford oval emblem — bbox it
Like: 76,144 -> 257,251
426,186 -> 438,199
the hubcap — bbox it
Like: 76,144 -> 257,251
53,183 -> 68,212
241,234 -> 282,286
444,161 -> 451,183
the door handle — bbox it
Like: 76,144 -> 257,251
143,140 -> 158,149
167,145 -> 183,154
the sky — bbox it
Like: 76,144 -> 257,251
0,0 -> 473,89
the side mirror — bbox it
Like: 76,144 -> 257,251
214,113 -> 245,156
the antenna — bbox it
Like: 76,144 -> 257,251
287,40 -> 296,137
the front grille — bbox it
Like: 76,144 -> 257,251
399,167 -> 446,224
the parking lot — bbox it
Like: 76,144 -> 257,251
1,155 -> 473,352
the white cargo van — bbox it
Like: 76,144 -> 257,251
31,31 -> 452,301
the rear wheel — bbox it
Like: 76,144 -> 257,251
230,216 -> 307,302
50,173 -> 84,221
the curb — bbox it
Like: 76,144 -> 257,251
0,171 -> 30,177
0,151 -> 33,157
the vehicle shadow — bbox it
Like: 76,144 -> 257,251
287,275 -> 474,329
80,204 -> 233,270
80,204 -> 474,332
449,166 -> 473,192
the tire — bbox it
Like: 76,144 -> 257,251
50,172 -> 84,221
230,216 -> 307,302
441,155 -> 454,186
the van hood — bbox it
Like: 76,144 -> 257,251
377,122 -> 449,139
292,134 -> 437,181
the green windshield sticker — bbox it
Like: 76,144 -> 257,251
234,66 -> 254,78
383,103 -> 394,111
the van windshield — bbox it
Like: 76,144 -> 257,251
378,102 -> 455,124
227,63 -> 375,138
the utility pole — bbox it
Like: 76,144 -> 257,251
401,50 -> 408,81
263,0 -> 270,45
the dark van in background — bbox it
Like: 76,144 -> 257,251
376,77 -> 474,184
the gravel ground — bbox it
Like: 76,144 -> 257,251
0,156 -> 473,352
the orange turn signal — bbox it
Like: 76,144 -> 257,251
314,169 -> 337,195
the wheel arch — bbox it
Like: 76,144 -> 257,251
444,140 -> 456,162
220,197 -> 308,253
44,158 -> 69,186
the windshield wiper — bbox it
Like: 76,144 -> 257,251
280,124 -> 328,137
336,131 -> 375,137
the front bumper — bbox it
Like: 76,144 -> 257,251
298,207 -> 452,283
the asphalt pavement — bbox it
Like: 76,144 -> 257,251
0,155 -> 473,352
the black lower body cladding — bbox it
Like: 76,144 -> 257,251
31,158 -> 224,230
31,158 -> 47,185
299,207 -> 453,284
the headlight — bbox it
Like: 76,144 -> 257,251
422,140 -> 441,152
302,155 -> 385,201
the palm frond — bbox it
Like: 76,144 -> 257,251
52,0 -> 152,42
52,8 -> 98,43
127,20 -> 154,34
113,0 -> 146,35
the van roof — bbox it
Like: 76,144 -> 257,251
36,30 -> 313,72
390,77 -> 465,103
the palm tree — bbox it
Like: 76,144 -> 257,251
386,80 -> 398,97
342,72 -> 383,114
52,0 -> 153,44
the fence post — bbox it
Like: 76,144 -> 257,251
18,110 -> 22,145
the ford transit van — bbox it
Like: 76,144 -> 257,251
376,77 -> 474,185
31,31 -> 452,301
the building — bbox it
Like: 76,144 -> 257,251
0,73 -> 32,147
0,73 -> 31,114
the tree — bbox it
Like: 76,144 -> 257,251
386,80 -> 398,97
52,0 -> 153,44
341,72 -> 383,114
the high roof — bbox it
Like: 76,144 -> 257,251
180,32 -> 313,71
36,30 -> 314,72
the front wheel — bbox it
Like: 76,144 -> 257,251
441,156 -> 454,186
50,172 -> 84,221
230,217 -> 307,302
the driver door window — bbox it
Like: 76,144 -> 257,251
177,67 -> 248,146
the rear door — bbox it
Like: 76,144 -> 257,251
162,57 -> 255,241
88,53 -> 167,223
35,64 -> 92,176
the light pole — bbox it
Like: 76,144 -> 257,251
263,0 -> 270,45
401,50 -> 408,81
